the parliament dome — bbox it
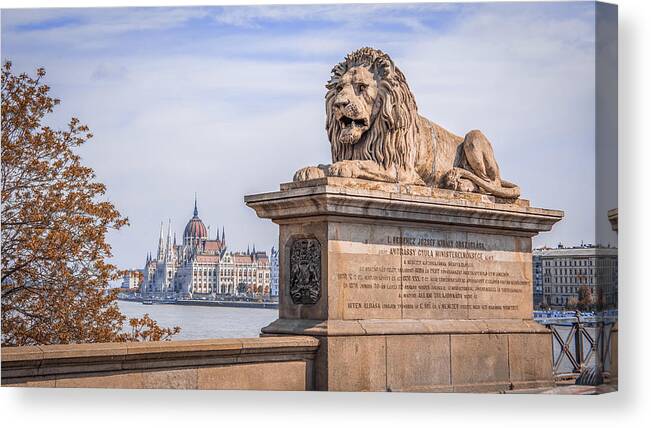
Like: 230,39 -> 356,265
183,197 -> 208,243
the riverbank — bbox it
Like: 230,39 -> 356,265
118,297 -> 278,309
176,299 -> 278,309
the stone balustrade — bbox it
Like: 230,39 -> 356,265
1,336 -> 319,390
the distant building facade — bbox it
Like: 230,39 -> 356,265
532,254 -> 543,307
140,198 -> 271,299
270,246 -> 279,297
121,270 -> 143,290
219,248 -> 270,296
533,245 -> 618,309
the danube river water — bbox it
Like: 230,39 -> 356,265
118,301 -> 278,340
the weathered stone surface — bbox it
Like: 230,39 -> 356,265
292,47 -> 521,200
2,336 -> 319,390
319,336 -> 386,392
0,345 -> 43,362
508,333 -> 553,383
262,318 -> 549,337
450,334 -> 509,386
386,335 -> 450,392
608,208 -> 618,232
55,372 -> 144,389
246,178 -> 563,234
9,378 -> 56,388
40,342 -> 127,360
329,221 -> 402,320
141,368 -> 198,389
359,319 -> 427,335
239,336 -> 320,353
280,177 -> 532,207
452,381 -> 511,393
197,361 -> 307,391
610,322 -> 618,382
245,49 -> 564,395
125,338 -> 243,357
267,215 -> 545,322
327,222 -> 534,321
248,178 -> 562,392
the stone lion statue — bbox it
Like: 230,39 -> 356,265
293,47 -> 520,199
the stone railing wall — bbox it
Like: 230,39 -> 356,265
1,336 -> 319,390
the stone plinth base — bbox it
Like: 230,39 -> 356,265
246,177 -> 563,392
262,319 -> 553,392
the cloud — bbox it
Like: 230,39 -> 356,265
212,3 -> 457,29
3,7 -> 209,32
2,7 -> 209,51
1,2 -> 611,270
91,63 -> 128,81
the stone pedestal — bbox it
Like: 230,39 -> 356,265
245,177 -> 563,392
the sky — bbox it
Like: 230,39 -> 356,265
0,1 -> 618,272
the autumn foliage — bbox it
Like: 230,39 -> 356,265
1,62 -> 179,346
126,314 -> 181,342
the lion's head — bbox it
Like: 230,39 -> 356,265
326,47 -> 421,171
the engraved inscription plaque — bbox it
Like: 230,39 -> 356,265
330,223 -> 533,320
289,238 -> 321,305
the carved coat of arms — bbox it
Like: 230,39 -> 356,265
289,239 -> 321,305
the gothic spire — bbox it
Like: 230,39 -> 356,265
193,193 -> 198,217
221,226 -> 226,244
165,219 -> 172,260
157,221 -> 165,260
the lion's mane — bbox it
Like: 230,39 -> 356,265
325,47 -> 421,172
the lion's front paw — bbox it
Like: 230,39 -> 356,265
327,161 -> 358,178
293,166 -> 326,182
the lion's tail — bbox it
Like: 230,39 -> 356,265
454,168 -> 521,200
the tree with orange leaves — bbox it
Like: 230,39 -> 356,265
1,62 -> 179,346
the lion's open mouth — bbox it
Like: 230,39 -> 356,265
340,115 -> 368,129
337,111 -> 370,145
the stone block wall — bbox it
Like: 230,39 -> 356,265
1,336 -> 319,390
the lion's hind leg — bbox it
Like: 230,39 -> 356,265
443,130 -> 521,199
462,129 -> 500,183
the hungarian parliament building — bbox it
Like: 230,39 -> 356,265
139,198 -> 278,299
